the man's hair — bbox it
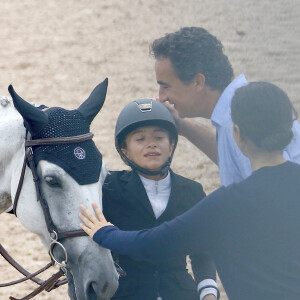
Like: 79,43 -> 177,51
150,27 -> 234,92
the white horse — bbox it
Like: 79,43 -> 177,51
0,78 -> 119,300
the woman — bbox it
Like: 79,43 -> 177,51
80,82 -> 300,300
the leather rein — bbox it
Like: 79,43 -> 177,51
0,132 -> 93,300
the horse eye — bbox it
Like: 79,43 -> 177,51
44,176 -> 62,188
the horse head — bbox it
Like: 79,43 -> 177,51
2,79 -> 118,299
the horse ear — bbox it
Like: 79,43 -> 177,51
77,78 -> 108,124
8,85 -> 48,134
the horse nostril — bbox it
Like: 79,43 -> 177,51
86,282 -> 97,300
101,281 -> 109,294
86,281 -> 109,300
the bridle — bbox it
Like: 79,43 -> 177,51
14,132 -> 93,239
0,132 -> 125,300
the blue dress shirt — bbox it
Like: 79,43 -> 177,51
211,74 -> 300,186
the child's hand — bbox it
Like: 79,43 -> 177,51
79,203 -> 113,238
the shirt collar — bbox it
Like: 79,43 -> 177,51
211,74 -> 248,126
139,171 -> 171,189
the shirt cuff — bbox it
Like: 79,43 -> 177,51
197,279 -> 218,300
93,225 -> 117,244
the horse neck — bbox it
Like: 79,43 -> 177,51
0,112 -> 26,213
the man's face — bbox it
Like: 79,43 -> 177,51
155,58 -> 200,118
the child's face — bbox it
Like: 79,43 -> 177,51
122,126 -> 174,172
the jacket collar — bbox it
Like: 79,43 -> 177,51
119,170 -> 185,220
120,170 -> 156,218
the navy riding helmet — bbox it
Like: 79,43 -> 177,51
115,99 -> 178,176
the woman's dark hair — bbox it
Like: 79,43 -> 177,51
231,82 -> 296,151
150,27 -> 234,92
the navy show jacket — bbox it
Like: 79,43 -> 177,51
102,169 -> 216,300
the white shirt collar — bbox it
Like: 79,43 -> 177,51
139,172 -> 171,218
139,171 -> 171,188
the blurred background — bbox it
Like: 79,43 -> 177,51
0,1 -> 299,299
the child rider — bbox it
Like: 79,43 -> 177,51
88,99 -> 219,300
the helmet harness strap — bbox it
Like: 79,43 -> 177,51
119,148 -> 175,176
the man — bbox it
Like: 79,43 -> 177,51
151,27 -> 300,186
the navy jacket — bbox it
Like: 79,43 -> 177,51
102,169 -> 216,300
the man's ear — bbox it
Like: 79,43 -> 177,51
193,73 -> 205,91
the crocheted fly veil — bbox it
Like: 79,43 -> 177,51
8,79 -> 108,185
31,108 -> 102,185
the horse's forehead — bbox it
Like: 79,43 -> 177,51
33,107 -> 102,185
38,108 -> 89,138
38,160 -> 67,176
46,107 -> 77,117
46,107 -> 86,126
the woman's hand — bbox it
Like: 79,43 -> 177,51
79,203 -> 113,238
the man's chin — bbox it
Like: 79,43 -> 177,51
179,110 -> 203,119
178,111 -> 188,118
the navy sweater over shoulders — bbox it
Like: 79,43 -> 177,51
94,162 -> 300,300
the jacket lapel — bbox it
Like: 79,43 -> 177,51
157,170 -> 183,222
120,171 -> 156,218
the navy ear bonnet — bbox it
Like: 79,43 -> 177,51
31,107 -> 102,185
8,79 -> 108,185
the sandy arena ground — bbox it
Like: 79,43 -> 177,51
0,1 -> 299,299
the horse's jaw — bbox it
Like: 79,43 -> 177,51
0,147 -> 26,214
51,236 -> 118,300
0,121 -> 25,213
65,242 -> 119,300
36,160 -> 118,299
